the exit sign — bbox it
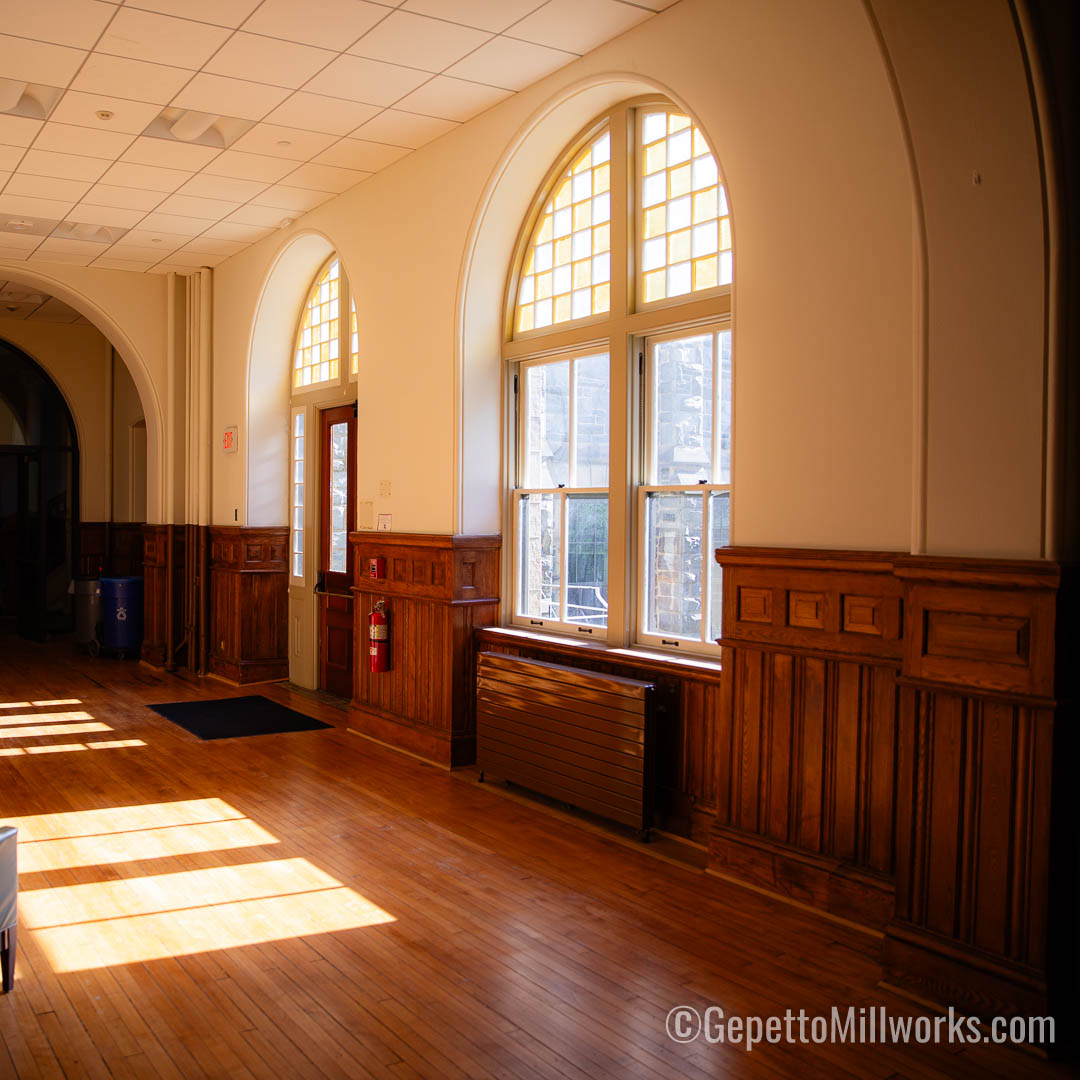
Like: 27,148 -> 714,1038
223,426 -> 238,453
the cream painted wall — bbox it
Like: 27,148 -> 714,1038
111,360 -> 145,523
0,320 -> 146,522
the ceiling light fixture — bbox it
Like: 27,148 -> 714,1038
171,110 -> 219,142
279,218 -> 294,229
96,109 -> 114,121
7,220 -> 32,232
276,139 -> 292,148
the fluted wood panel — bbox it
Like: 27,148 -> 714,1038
208,526 -> 288,684
140,524 -> 184,667
350,533 -> 499,767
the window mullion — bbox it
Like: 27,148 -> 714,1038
559,489 -> 569,624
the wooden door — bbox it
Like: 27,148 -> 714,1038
318,405 -> 356,698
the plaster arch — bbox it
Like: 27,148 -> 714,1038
0,266 -> 165,523
244,229 -> 357,526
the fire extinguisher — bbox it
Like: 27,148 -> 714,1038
369,599 -> 389,673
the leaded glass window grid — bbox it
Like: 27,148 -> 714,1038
291,256 -> 360,393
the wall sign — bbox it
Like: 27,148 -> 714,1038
223,426 -> 238,453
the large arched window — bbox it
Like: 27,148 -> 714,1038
504,100 -> 732,656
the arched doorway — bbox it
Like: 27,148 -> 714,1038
0,339 -> 78,640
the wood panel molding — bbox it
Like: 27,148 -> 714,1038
141,523 -> 184,668
349,533 -> 500,767
714,546 -> 1072,1023
208,526 -> 288,684
79,521 -> 145,578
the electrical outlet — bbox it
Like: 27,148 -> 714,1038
378,480 -> 391,496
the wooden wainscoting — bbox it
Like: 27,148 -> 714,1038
349,532 -> 499,767
208,526 -> 289,684
714,546 -> 1073,1022
79,521 -> 146,577
141,523 -> 185,667
474,627 -> 723,844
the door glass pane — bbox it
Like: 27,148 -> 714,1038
645,491 -> 703,639
524,360 -> 569,487
566,495 -> 607,626
328,421 -> 348,573
517,492 -> 560,619
572,353 -> 609,487
653,333 -> 713,484
709,491 -> 729,642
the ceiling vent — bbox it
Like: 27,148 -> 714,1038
0,80 -> 63,120
143,107 -> 253,149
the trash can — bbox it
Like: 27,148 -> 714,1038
73,577 -> 101,650
100,577 -> 143,656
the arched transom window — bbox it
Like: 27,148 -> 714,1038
505,101 -> 733,657
293,256 -> 360,389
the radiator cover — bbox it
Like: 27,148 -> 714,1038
476,651 -> 655,831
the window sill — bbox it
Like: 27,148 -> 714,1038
476,625 -> 724,682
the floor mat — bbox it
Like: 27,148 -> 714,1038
149,695 -> 332,740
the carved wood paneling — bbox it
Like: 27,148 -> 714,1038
715,546 -> 1070,1022
350,533 -> 500,767
208,526 -> 288,684
141,524 -> 184,667
79,521 -> 146,577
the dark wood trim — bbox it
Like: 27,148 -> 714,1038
208,526 -> 289,685
318,404 -> 356,594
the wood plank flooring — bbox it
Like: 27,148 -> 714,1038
0,636 -> 1070,1079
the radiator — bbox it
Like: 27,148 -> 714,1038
476,651 -> 656,832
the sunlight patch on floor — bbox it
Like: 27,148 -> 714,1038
12,799 -> 395,972
0,711 -> 96,727
0,740 -> 146,757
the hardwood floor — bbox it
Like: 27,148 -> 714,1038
0,636 -> 1070,1079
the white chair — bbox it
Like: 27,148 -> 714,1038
0,826 -> 15,992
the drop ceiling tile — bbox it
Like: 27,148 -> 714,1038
281,161 -> 370,194
121,137 -> 222,172
172,74 -> 292,124
137,212 -> 211,236
0,116 -> 43,149
0,248 -> 32,262
249,185 -> 335,212
68,202 -> 148,227
241,0 -> 389,50
0,148 -> 22,172
110,235 -> 183,254
202,220 -> 272,242
124,0 -> 262,28
28,249 -> 95,265
626,0 -> 677,9
83,183 -> 163,210
348,11 -> 491,72
98,161 -> 192,193
304,56 -> 429,108
313,138 -> 407,172
446,36 -> 575,91
164,248 -> 228,267
0,35 -> 86,88
38,236 -> 109,256
348,109 -> 456,148
5,174 -> 92,203
182,235 -> 246,256
3,0 -> 115,50
92,257 -> 158,271
401,0 -> 541,33
0,231 -> 47,251
227,203 -> 297,228
18,149 -> 109,182
179,173 -> 268,202
30,297 -> 83,322
98,8 -> 232,68
393,75 -> 510,122
265,94 -> 380,137
72,54 -> 195,106
50,92 -> 163,135
206,34 -> 337,91
509,0 -> 649,53
148,262 -> 195,274
155,193 -> 241,220
31,123 -> 136,161
228,124 -> 337,163
202,150 -> 294,183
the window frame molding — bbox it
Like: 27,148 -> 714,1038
290,254 -> 359,399
502,96 -> 733,657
